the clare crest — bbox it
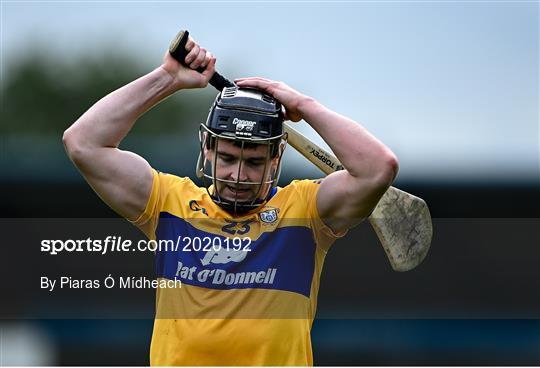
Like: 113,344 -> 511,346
259,208 -> 278,224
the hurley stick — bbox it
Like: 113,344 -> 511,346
169,30 -> 432,271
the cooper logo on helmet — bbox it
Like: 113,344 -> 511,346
232,118 -> 257,131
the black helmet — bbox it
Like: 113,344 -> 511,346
206,87 -> 284,139
196,86 -> 288,214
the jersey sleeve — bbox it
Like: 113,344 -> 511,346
291,179 -> 348,252
129,168 -> 190,239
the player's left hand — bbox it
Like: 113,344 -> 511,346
234,77 -> 310,122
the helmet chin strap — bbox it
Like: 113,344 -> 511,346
212,196 -> 266,215
211,183 -> 275,215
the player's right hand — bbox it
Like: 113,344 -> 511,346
161,37 -> 216,90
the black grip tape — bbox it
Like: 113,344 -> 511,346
168,29 -> 234,92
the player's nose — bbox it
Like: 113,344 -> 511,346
229,162 -> 250,183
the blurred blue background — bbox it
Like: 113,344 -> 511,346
2,1 -> 538,183
1,1 -> 539,365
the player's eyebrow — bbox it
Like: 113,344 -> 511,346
217,151 -> 266,161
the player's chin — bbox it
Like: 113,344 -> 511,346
222,185 -> 257,202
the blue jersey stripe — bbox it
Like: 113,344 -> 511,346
155,212 -> 316,298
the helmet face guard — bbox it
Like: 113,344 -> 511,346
196,87 -> 288,214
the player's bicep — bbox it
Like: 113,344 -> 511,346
71,147 -> 153,221
316,170 -> 388,234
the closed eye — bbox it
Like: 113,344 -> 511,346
246,159 -> 265,167
218,153 -> 236,163
217,152 -> 266,166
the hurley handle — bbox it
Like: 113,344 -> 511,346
169,30 -> 234,91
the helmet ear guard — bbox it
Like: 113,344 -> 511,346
196,87 -> 288,214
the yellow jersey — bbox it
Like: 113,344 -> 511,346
132,169 -> 345,366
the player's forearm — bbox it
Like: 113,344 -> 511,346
299,98 -> 399,183
64,67 -> 176,150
